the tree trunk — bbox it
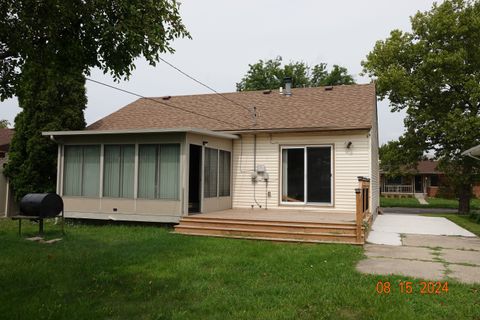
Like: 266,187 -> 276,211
458,184 -> 471,215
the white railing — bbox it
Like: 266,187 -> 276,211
382,185 -> 413,194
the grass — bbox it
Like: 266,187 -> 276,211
1,219 -> 480,319
380,197 -> 421,208
381,196 -> 480,210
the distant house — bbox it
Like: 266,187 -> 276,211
0,128 -> 15,216
42,83 -> 379,244
0,128 -> 13,159
380,160 -> 442,197
380,159 -> 480,198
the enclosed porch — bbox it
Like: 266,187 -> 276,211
43,128 -> 237,223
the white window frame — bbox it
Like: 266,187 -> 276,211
280,145 -> 333,206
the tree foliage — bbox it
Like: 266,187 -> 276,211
362,0 -> 480,213
0,0 -> 190,100
4,62 -> 87,198
236,56 -> 355,91
0,120 -> 10,128
379,138 -> 425,177
0,0 -> 190,199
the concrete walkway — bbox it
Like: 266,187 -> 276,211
414,193 -> 429,205
357,235 -> 480,284
367,214 -> 475,246
357,214 -> 480,284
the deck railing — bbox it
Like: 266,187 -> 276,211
355,177 -> 370,243
382,184 -> 413,194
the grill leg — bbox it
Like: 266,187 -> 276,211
39,219 -> 44,235
61,210 -> 65,235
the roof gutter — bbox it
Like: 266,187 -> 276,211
221,126 -> 372,134
42,127 -> 239,140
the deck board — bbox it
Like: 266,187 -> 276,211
189,208 -> 355,224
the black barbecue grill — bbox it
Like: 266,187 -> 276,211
12,193 -> 64,235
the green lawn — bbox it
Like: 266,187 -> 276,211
380,197 -> 421,208
1,219 -> 479,320
381,196 -> 480,210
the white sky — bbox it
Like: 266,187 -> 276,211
0,0 -> 439,144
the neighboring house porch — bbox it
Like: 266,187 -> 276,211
380,160 -> 441,197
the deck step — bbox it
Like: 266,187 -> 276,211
174,232 -> 363,245
178,218 -> 357,234
181,216 -> 357,228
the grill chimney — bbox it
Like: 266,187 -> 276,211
284,77 -> 292,96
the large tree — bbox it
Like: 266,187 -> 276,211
379,138 -> 425,178
236,56 -> 354,91
0,0 -> 190,199
362,0 -> 480,213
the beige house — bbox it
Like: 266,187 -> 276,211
0,128 -> 16,217
43,83 -> 379,234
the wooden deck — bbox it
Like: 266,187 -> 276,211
174,209 -> 369,245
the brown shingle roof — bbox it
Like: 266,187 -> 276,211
88,83 -> 376,132
416,160 -> 441,174
380,160 -> 442,175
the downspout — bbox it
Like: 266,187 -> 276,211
252,134 -> 262,208
50,135 -> 60,195
254,134 -> 257,170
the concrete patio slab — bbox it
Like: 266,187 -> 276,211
367,214 -> 475,246
364,244 -> 435,261
448,264 -> 480,284
403,234 -> 480,251
441,248 -> 480,266
356,257 -> 445,280
371,214 -> 476,237
366,230 -> 402,246
359,214 -> 480,284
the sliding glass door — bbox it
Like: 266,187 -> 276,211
281,146 -> 332,205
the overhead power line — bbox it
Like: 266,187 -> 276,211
86,78 -> 241,128
158,57 -> 253,114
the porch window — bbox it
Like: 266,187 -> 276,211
204,147 -> 218,198
281,146 -> 332,204
219,150 -> 231,197
204,148 -> 231,198
103,145 -> 135,198
138,144 -> 180,200
63,145 -> 100,197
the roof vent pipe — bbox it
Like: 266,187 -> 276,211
284,77 -> 292,96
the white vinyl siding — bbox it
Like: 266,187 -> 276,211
369,106 -> 380,217
232,132 -> 370,212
